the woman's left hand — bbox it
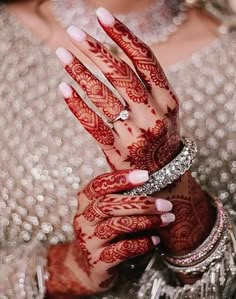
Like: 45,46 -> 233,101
56,8 -> 180,173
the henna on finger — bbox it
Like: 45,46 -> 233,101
98,237 -> 155,265
96,8 -> 179,111
67,27 -> 150,107
60,83 -> 115,147
83,169 -> 148,199
82,195 -> 157,223
93,215 -> 163,241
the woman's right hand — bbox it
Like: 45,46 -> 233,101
46,169 -> 174,297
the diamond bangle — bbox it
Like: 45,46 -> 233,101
125,137 -> 197,196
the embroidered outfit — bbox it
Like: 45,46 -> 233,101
0,4 -> 235,298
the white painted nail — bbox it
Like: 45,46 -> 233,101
151,236 -> 160,246
96,7 -> 115,26
155,199 -> 173,212
67,26 -> 87,42
128,170 -> 149,184
59,82 -> 73,98
56,47 -> 73,65
161,213 -> 176,224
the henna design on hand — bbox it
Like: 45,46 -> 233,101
99,237 -> 154,264
94,215 -> 162,240
83,170 -> 137,199
65,88 -> 115,146
125,107 -> 180,172
65,57 -> 124,121
87,39 -> 149,104
157,172 -> 215,255
82,195 -> 154,222
98,18 -> 170,92
46,244 -> 91,296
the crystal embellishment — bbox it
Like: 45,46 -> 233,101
119,110 -> 129,121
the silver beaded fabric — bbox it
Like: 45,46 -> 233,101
0,4 -> 236,299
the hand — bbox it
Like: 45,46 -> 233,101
46,169 -> 174,296
56,9 -> 180,173
56,8 -> 215,256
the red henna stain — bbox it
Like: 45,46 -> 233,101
65,60 -> 123,121
65,90 -> 115,146
99,237 -> 154,264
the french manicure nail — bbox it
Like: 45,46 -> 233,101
56,47 -> 73,65
151,236 -> 160,246
59,82 -> 73,98
161,213 -> 175,224
155,199 -> 173,212
128,170 -> 149,184
96,7 -> 115,26
67,26 -> 87,42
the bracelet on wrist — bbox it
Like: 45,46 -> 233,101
125,137 -> 197,196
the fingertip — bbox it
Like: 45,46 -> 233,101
56,47 -> 73,65
96,7 -> 115,26
59,82 -> 73,98
128,169 -> 149,184
67,25 -> 87,43
151,236 -> 160,246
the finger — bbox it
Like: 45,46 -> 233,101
56,47 -> 124,122
59,82 -> 115,148
83,169 -> 149,200
82,196 -> 173,223
67,26 -> 151,109
96,8 -> 178,110
98,236 -> 158,267
93,215 -> 166,242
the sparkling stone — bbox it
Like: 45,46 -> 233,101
119,110 -> 129,120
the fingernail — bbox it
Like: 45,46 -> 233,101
67,26 -> 87,42
96,7 -> 115,26
161,213 -> 175,224
56,47 -> 73,65
59,82 -> 73,98
151,236 -> 160,246
128,170 -> 149,184
155,199 -> 173,212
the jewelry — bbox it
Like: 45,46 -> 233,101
164,194 -> 227,267
125,137 -> 197,196
137,224 -> 236,299
164,228 -> 228,274
109,109 -> 129,125
52,0 -> 189,51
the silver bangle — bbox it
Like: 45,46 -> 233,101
164,227 -> 229,274
125,137 -> 197,196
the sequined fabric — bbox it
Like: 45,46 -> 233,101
0,4 -> 235,298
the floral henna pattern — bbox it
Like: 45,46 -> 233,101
157,173 -> 215,254
94,215 -> 162,240
65,89 -> 115,146
99,19 -> 170,91
84,170 -> 135,199
66,59 -> 123,120
87,39 -> 149,104
82,195 -> 152,222
125,107 -> 180,173
99,237 -> 154,264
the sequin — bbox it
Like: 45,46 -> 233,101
0,4 -> 235,299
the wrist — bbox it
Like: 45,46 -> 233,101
156,171 -> 216,255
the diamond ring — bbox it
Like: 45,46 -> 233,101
111,109 -> 129,123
